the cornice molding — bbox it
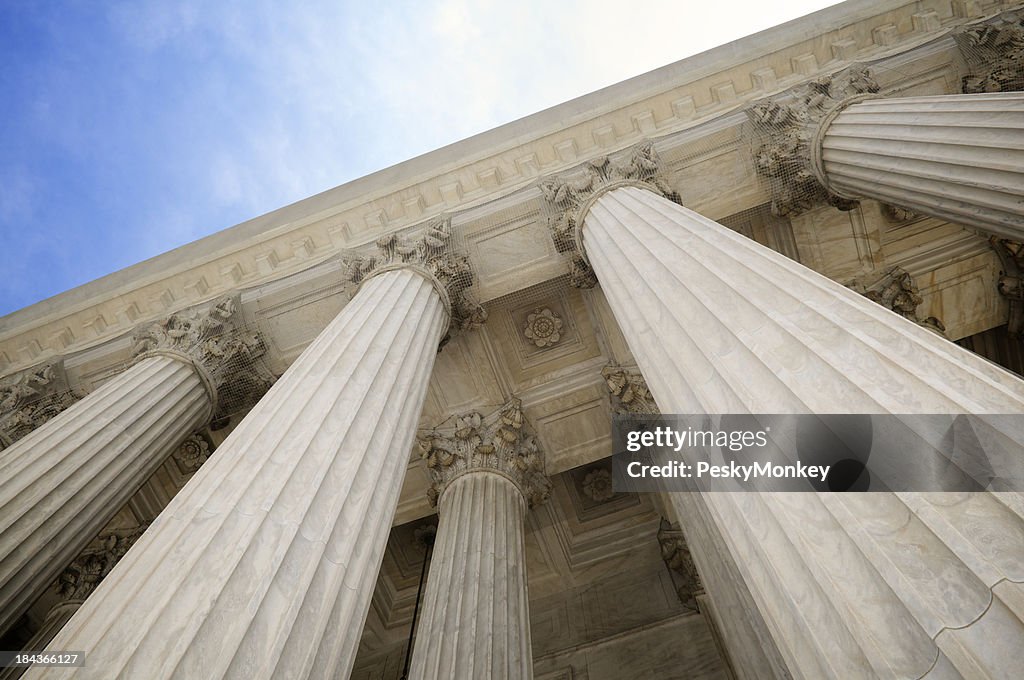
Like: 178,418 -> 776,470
0,2 -> 991,375
418,399 -> 551,508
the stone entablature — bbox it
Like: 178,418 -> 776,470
0,0 -> 1004,376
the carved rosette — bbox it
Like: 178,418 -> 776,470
582,468 -> 614,502
539,142 -> 681,288
130,295 -> 273,423
0,362 -> 84,449
658,518 -> 703,612
848,266 -> 946,335
341,215 -> 486,345
54,524 -> 149,603
172,433 -> 213,474
523,307 -> 563,347
418,399 -> 551,508
602,364 -> 659,415
955,11 -> 1024,93
748,65 -> 879,217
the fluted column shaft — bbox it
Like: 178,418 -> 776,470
27,268 -> 448,680
815,92 -> 1024,237
582,185 -> 1024,679
0,354 -> 210,635
409,471 -> 532,680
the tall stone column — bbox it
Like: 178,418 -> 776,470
543,145 -> 1024,679
0,294 -> 266,636
749,65 -> 1024,238
410,400 -> 550,680
28,217 -> 485,680
812,92 -> 1024,237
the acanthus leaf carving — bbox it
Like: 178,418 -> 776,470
418,399 -> 551,508
341,215 -> 486,345
848,266 -> 946,335
658,518 -> 703,612
748,65 -> 879,217
130,295 -> 274,424
55,523 -> 150,603
991,237 -> 1024,337
0,361 -> 85,449
956,10 -> 1024,93
602,363 -> 659,415
539,142 -> 681,289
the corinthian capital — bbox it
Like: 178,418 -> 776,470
955,10 -> 1024,93
748,65 -> 879,217
131,295 -> 272,423
848,266 -> 946,335
55,524 -> 149,603
418,399 -> 551,507
602,364 -> 659,415
539,142 -> 680,288
341,215 -> 486,343
0,361 -> 84,449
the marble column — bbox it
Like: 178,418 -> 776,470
0,356 -> 209,637
543,146 -> 1024,679
410,401 -> 550,680
28,217 -> 485,680
0,296 -> 267,638
812,92 -> 1024,238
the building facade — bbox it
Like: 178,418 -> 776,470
1,1 -> 1023,678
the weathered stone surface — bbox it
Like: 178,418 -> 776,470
28,268 -> 448,680
580,184 -> 1024,680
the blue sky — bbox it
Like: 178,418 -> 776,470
0,0 -> 839,316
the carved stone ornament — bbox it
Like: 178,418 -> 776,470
881,203 -> 922,223
172,432 -> 213,474
748,65 -> 879,217
991,237 -> 1024,337
130,295 -> 273,423
523,308 -> 563,348
581,468 -> 614,502
658,518 -> 703,612
601,364 -> 659,415
539,142 -> 681,289
955,10 -> 1024,93
341,215 -> 486,345
418,399 -> 551,508
0,361 -> 84,449
848,266 -> 946,335
55,524 -> 149,602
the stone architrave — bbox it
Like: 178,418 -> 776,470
409,400 -> 550,680
545,180 -> 1024,679
0,295 -> 262,637
27,219 -> 483,680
